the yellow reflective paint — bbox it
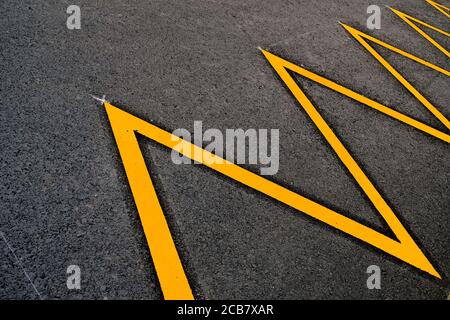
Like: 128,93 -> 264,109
106,104 -> 193,300
103,0 -> 448,300
260,48 -> 450,143
105,96 -> 440,299
388,6 -> 449,58
340,23 -> 450,131
427,0 -> 450,18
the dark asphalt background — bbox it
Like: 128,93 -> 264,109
0,0 -> 449,299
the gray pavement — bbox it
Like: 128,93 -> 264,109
0,0 -> 449,299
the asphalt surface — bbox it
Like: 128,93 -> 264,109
0,0 -> 449,299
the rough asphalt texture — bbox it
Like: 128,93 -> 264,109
0,0 -> 449,299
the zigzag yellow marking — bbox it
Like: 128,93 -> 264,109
103,0 -> 449,300
427,0 -> 450,18
105,101 -> 441,300
262,46 -> 450,143
388,6 -> 449,58
340,23 -> 450,131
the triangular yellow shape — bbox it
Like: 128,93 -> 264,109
104,90 -> 441,299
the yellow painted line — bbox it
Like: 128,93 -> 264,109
388,6 -> 450,58
106,103 -> 193,300
426,0 -> 450,18
102,1 -> 448,300
340,23 -> 450,131
260,47 -> 450,143
260,50 -> 441,279
104,95 -> 440,299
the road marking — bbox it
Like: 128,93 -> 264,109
426,0 -> 450,18
261,48 -> 450,143
101,0 -> 447,299
388,6 -> 449,58
340,22 -> 450,131
0,232 -> 43,300
104,97 -> 440,299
